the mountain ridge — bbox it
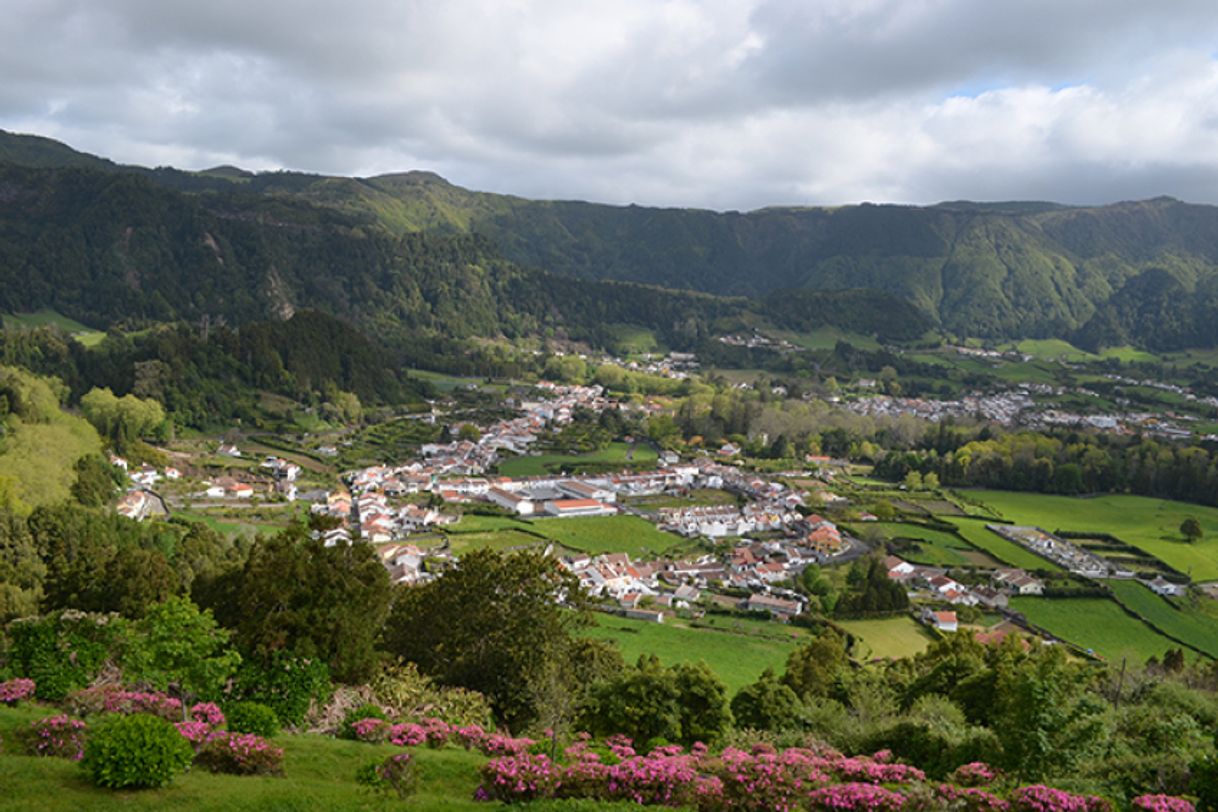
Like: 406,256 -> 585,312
3,129 -> 1218,349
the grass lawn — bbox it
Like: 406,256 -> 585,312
527,515 -> 683,557
969,491 -> 1218,581
1009,338 -> 1098,363
1008,596 -> 1180,662
447,529 -> 548,555
583,614 -> 801,692
447,514 -> 531,533
496,442 -> 657,477
1106,580 -> 1218,658
779,326 -> 881,352
626,489 -> 740,510
3,308 -> 105,347
942,518 -> 1064,572
872,522 -> 1002,568
837,616 -> 933,660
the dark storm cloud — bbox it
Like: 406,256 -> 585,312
3,0 -> 1218,209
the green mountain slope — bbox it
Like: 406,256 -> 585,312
6,129 -> 1218,348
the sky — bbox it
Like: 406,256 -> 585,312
5,0 -> 1218,210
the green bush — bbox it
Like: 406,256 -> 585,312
7,612 -> 128,701
340,703 -> 389,740
225,701 -> 280,737
82,713 -> 193,789
233,653 -> 331,727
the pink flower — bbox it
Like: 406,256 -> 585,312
0,678 -> 36,705
190,702 -> 225,727
1131,795 -> 1195,812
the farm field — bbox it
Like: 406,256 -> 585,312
1009,596 -> 1180,662
944,518 -> 1064,572
871,522 -> 1002,568
527,515 -> 684,557
447,514 -> 530,534
2,308 -> 105,346
837,616 -> 933,660
970,491 -> 1218,581
446,529 -> 546,555
626,488 -> 740,510
1106,580 -> 1218,658
583,613 -> 800,692
496,442 -> 657,477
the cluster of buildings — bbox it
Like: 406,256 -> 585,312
989,525 -> 1109,577
886,554 -> 1044,612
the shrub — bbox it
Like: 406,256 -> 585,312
1008,785 -> 1111,812
196,732 -> 285,776
6,612 -> 128,701
1131,796 -> 1195,812
174,720 -> 214,752
0,677 -> 36,705
190,702 -> 225,727
226,701 -> 280,737
807,782 -> 906,811
17,714 -> 88,760
340,703 -> 389,739
356,752 -> 419,799
233,653 -> 331,727
82,713 -> 194,789
950,762 -> 1000,788
66,687 -> 182,721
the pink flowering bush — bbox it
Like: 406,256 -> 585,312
807,781 -> 906,811
606,752 -> 701,806
478,753 -> 561,802
832,755 -> 926,785
67,687 -> 182,721
1009,785 -> 1110,812
479,732 -> 535,756
351,717 -> 391,743
606,733 -> 636,759
389,722 -> 426,747
17,714 -> 88,760
455,724 -> 487,750
357,751 -> 419,798
196,731 -> 285,776
174,720 -> 217,752
938,784 -> 1011,811
951,762 -> 1000,788
1131,795 -> 1195,812
0,678 -> 36,706
421,716 -> 451,748
190,702 -> 225,727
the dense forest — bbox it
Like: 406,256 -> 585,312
8,130 -> 1218,350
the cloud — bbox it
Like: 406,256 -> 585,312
4,0 -> 1218,209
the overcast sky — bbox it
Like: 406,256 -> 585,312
5,0 -> 1218,210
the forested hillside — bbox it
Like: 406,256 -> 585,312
7,130 -> 1218,349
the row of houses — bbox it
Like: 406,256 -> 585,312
886,555 -> 1044,609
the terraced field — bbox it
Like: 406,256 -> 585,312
1106,580 -> 1218,658
1008,596 -> 1180,662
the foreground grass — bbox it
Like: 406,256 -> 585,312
584,613 -> 800,692
0,703 -> 484,812
970,490 -> 1218,580
1009,596 -> 1180,663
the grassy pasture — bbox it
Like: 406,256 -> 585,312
943,518 -> 1064,572
970,491 -> 1218,581
527,515 -> 683,558
583,613 -> 800,692
838,616 -> 933,660
1008,596 -> 1180,662
3,308 -> 105,346
496,442 -> 657,477
1105,580 -> 1218,658
871,522 -> 1003,568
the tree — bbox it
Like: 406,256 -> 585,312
903,471 -> 924,491
781,631 -> 849,700
731,668 -> 806,731
80,388 -> 165,452
123,596 -> 241,710
382,549 -> 590,729
71,454 -> 122,507
229,523 -> 391,683
1181,517 -> 1203,543
0,506 -> 44,622
582,657 -> 732,746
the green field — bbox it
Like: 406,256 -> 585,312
1009,596 -> 1180,662
447,514 -> 530,533
944,518 -> 1064,572
872,522 -> 1001,568
970,491 -> 1218,581
496,442 -> 657,477
837,616 -> 933,660
1008,338 -> 1097,363
584,614 -> 800,692
780,326 -> 881,352
3,308 -> 105,346
528,514 -> 684,557
1106,580 -> 1218,658
447,529 -> 547,555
